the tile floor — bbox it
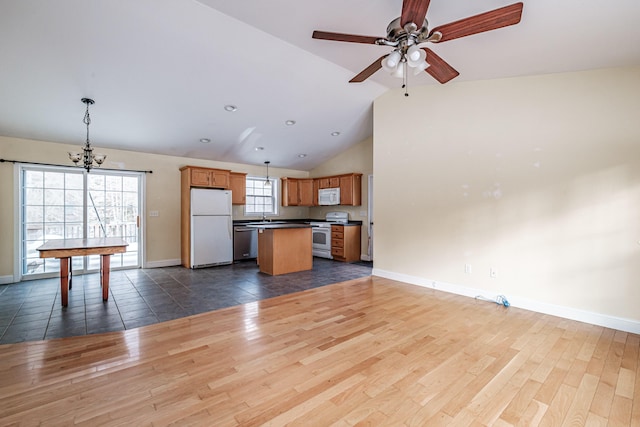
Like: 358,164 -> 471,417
0,258 -> 372,345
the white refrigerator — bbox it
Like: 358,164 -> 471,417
190,188 -> 233,268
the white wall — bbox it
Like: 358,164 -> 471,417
373,67 -> 640,332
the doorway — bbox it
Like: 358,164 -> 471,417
19,165 -> 142,280
367,174 -> 373,261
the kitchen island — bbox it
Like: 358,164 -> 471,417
247,223 -> 313,275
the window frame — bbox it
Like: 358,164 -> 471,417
15,163 -> 144,281
244,176 -> 279,217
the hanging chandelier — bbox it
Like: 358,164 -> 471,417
68,98 -> 106,172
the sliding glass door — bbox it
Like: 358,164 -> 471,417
20,165 -> 142,279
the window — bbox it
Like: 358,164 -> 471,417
244,177 -> 278,216
20,165 -> 142,279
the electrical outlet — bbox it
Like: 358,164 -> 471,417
490,268 -> 497,278
465,264 -> 472,274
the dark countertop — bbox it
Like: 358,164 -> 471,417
234,218 -> 363,226
244,223 -> 312,229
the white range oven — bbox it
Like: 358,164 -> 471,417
310,212 -> 349,259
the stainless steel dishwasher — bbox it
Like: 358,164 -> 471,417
233,226 -> 258,261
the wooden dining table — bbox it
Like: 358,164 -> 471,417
37,237 -> 128,307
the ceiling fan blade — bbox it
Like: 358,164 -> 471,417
423,48 -> 459,84
429,2 -> 523,43
401,0 -> 431,28
349,55 -> 387,83
312,30 -> 380,45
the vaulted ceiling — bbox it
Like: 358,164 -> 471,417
1,0 -> 639,170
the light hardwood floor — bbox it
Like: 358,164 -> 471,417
0,276 -> 638,426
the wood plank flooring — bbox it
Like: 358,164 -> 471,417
0,276 -> 638,426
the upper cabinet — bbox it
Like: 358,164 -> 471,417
339,174 -> 362,206
317,177 -> 340,189
229,172 -> 247,205
281,178 -> 314,207
282,173 -> 362,206
181,166 -> 230,189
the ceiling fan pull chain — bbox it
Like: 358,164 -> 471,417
403,63 -> 409,97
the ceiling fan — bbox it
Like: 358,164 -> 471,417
312,1 -> 524,85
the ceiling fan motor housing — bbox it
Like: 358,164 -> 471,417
385,17 -> 429,45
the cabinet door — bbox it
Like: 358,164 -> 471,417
329,177 -> 340,188
288,179 -> 299,205
339,175 -> 353,206
282,178 -> 299,206
190,168 -> 211,186
211,170 -> 230,189
338,174 -> 362,206
312,179 -> 319,206
229,173 -> 247,205
318,178 -> 330,189
298,179 -> 314,206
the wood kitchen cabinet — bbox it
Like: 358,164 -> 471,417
283,172 -> 362,206
281,178 -> 298,206
298,179 -> 314,206
339,174 -> 362,206
312,179 -> 319,206
229,172 -> 247,205
331,224 -> 361,262
180,166 -> 230,189
281,178 -> 314,206
318,177 -> 340,189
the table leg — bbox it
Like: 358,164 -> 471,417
100,254 -> 111,301
59,257 -> 70,307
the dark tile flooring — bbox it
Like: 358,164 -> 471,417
0,258 -> 372,345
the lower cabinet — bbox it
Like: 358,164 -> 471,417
331,225 -> 361,262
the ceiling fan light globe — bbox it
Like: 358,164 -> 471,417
413,60 -> 429,75
391,63 -> 405,78
381,57 -> 398,73
407,48 -> 426,67
385,50 -> 401,68
407,45 -> 421,62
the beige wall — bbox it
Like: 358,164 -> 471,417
373,66 -> 640,327
0,136 -> 309,279
310,137 -> 373,259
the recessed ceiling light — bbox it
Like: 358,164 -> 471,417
298,154 -> 307,158
224,105 -> 238,112
285,120 -> 296,126
199,138 -> 211,143
331,131 -> 340,136
254,146 -> 264,151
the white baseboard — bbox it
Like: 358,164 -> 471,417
372,268 -> 640,335
144,259 -> 182,269
0,275 -> 15,285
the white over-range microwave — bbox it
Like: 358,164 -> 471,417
318,187 -> 340,205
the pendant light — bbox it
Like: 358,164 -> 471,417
264,161 -> 271,187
